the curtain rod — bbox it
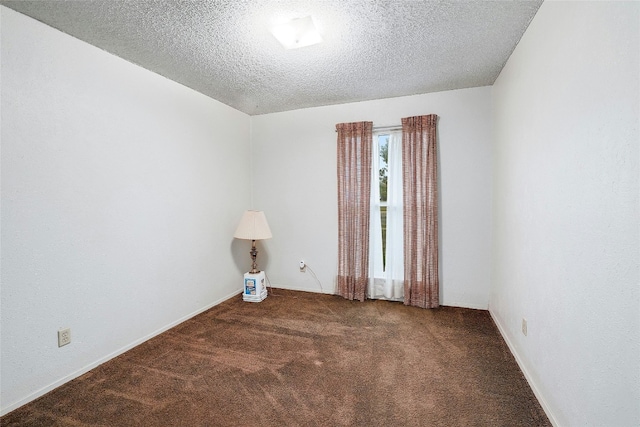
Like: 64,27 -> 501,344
335,125 -> 401,133
373,125 -> 402,132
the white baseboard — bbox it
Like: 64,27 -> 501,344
269,285 -> 488,311
489,309 -> 560,427
268,283 -> 335,294
442,300 -> 488,310
0,289 -> 243,417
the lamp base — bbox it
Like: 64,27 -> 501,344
242,271 -> 267,302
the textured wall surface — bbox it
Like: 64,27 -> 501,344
490,2 -> 639,426
0,0 -> 541,115
0,7 -> 251,414
251,86 -> 493,310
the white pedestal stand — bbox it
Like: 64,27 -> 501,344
243,271 -> 267,302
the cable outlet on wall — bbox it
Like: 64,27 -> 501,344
58,328 -> 71,347
521,318 -> 527,336
299,260 -> 306,271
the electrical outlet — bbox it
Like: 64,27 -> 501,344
299,260 -> 306,271
521,318 -> 527,336
58,328 -> 71,347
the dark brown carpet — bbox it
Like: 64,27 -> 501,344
2,289 -> 550,426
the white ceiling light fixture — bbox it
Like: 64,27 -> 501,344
270,16 -> 322,49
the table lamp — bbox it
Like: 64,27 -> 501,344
233,210 -> 272,273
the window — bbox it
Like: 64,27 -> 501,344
369,131 -> 404,300
378,133 -> 389,265
337,115 -> 439,307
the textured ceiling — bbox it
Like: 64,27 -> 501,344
1,0 -> 542,115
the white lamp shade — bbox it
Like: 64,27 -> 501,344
233,210 -> 272,240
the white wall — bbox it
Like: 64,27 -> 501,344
490,2 -> 639,426
0,7 -> 251,414
251,87 -> 493,309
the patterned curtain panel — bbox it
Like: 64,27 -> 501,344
401,115 -> 439,308
336,121 -> 373,301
